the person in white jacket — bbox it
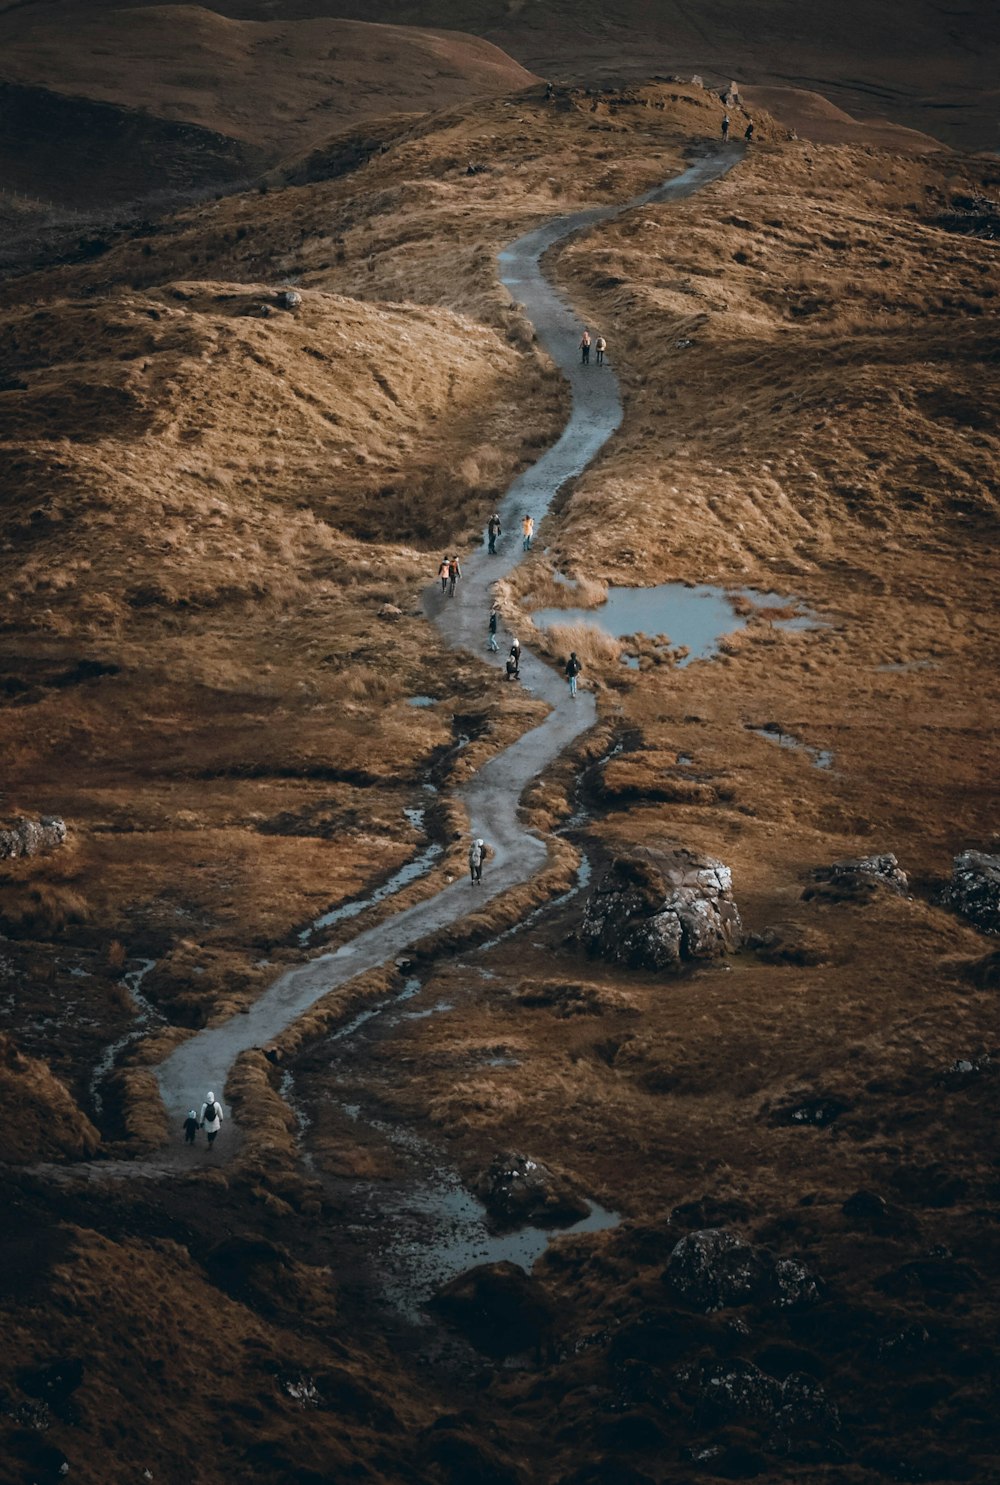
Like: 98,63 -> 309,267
199,1091 -> 223,1148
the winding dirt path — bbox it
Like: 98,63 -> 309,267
154,147 -> 743,1128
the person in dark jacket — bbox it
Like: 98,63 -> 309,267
487,513 -> 502,554
488,605 -> 500,651
509,637 -> 521,677
183,1109 -> 199,1145
564,651 -> 582,698
448,556 -> 462,596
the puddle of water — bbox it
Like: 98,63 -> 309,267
531,583 -> 819,667
344,1107 -> 618,1322
299,841 -> 443,945
877,660 -> 938,673
401,999 -> 454,1021
677,754 -> 694,766
408,695 -> 437,707
746,724 -> 834,770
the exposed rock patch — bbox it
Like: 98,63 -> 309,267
582,847 -> 742,972
476,1151 -> 589,1229
804,853 -> 908,903
663,1228 -> 819,1312
943,851 -> 1000,934
0,815 -> 67,861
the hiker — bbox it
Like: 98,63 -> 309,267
580,329 -> 591,364
200,1092 -> 223,1149
564,651 -> 582,698
469,837 -> 486,885
595,335 -> 607,366
509,637 -> 521,676
438,555 -> 450,593
744,121 -> 754,143
505,655 -> 519,682
448,555 -> 462,596
721,114 -> 730,142
488,605 -> 500,652
487,512 -> 502,554
522,514 -> 534,551
183,1109 -> 199,1146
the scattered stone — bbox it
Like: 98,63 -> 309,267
766,1094 -> 850,1128
805,853 -> 908,902
0,816 -> 67,861
476,1151 -> 589,1230
275,289 -> 302,310
249,302 -> 272,317
377,603 -> 403,621
663,1228 -> 819,1312
582,847 -> 742,972
690,75 -> 704,89
943,850 -> 1000,934
720,81 -> 743,107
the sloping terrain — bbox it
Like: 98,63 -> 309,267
5,0 -> 997,148
1,71 -> 999,1485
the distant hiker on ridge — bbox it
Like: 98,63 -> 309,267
580,329 -> 591,364
438,556 -> 450,593
488,512 -> 502,554
488,604 -> 500,652
564,651 -> 582,698
509,637 -> 521,677
744,121 -> 754,142
595,335 -> 607,366
183,1109 -> 199,1145
721,114 -> 730,142
448,555 -> 462,596
200,1092 -> 223,1149
522,514 -> 534,551
468,837 -> 486,885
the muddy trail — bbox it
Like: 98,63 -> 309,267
150,146 -> 743,1138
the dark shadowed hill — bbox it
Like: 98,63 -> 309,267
2,0 -> 997,149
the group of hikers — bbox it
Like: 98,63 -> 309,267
579,330 -> 606,365
437,554 -> 463,596
183,1092 -> 224,1148
721,114 -> 754,143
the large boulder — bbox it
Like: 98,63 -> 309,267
476,1151 -> 589,1230
0,816 -> 67,861
663,1228 -> 819,1312
943,851 -> 1000,934
582,848 -> 742,971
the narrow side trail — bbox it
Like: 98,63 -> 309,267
154,147 -> 743,1129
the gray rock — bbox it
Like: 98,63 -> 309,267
0,815 -> 67,861
664,1227 -> 819,1312
377,603 -> 403,621
943,850 -> 1000,934
582,847 -> 742,972
276,289 -> 302,310
476,1151 -> 589,1230
830,853 -> 908,893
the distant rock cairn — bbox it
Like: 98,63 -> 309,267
0,816 -> 67,861
582,846 -> 742,971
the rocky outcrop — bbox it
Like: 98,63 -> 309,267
476,1151 -> 589,1230
0,815 -> 67,861
0,1033 -> 100,1162
943,850 -> 1000,934
807,853 -> 908,901
582,848 -> 742,972
663,1228 -> 819,1312
676,1357 -> 840,1441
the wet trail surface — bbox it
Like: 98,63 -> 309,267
153,147 -> 744,1128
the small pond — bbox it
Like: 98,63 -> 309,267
530,582 -> 818,667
